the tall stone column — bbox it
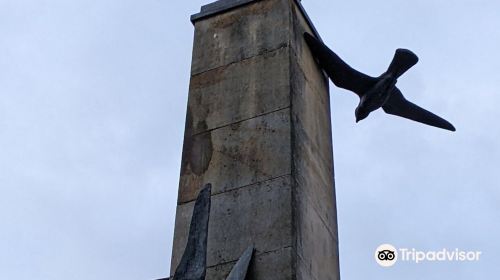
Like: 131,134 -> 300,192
170,0 -> 340,279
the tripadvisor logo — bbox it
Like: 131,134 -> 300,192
375,244 -> 398,267
375,244 -> 482,267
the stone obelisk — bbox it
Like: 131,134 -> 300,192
170,0 -> 340,279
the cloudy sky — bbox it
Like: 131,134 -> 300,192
1,0 -> 498,279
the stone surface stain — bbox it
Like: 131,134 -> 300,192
182,108 -> 214,177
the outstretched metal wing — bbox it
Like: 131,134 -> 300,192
386,49 -> 419,78
304,32 -> 377,97
383,88 -> 456,131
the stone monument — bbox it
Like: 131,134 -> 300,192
170,0 -> 340,279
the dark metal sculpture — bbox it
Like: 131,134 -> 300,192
304,32 -> 456,131
226,246 -> 254,280
173,184 -> 212,280
159,184 -> 254,280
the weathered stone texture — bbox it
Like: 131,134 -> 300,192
171,176 -> 293,270
289,4 -> 340,279
171,0 -> 339,279
191,0 -> 291,75
179,109 -> 292,204
206,247 -> 293,280
188,47 -> 291,135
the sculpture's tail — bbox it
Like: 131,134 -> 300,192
386,49 -> 419,78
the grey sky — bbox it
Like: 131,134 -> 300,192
0,0 -> 498,279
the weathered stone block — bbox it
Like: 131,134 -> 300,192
289,16 -> 335,242
171,176 -> 293,271
206,247 -> 293,280
291,73 -> 337,236
294,191 -> 340,280
293,144 -> 338,239
188,47 -> 291,135
288,4 -> 340,279
191,0 -> 290,75
291,69 -> 333,166
179,109 -> 292,204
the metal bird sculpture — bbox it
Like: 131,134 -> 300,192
304,32 -> 456,131
158,184 -> 254,280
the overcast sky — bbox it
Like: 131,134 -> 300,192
1,0 -> 499,279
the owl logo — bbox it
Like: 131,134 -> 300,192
378,250 -> 396,261
375,244 -> 398,267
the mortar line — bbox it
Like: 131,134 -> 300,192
190,106 -> 291,137
191,44 -> 289,77
178,173 -> 292,205
206,245 -> 294,268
